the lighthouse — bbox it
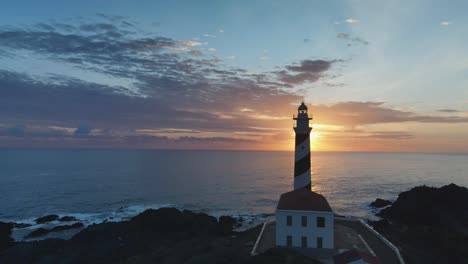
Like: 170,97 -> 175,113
275,102 -> 334,254
293,102 -> 312,190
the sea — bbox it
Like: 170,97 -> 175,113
1,149 -> 467,241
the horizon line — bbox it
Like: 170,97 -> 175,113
1,147 -> 467,155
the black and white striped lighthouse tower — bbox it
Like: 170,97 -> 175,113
293,102 -> 312,190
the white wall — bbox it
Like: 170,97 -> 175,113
276,210 -> 334,249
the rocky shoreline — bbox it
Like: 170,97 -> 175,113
369,183 -> 468,264
1,183 -> 467,263
0,208 -> 318,264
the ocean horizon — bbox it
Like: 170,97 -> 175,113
1,149 -> 467,241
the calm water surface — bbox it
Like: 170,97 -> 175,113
1,150 -> 467,231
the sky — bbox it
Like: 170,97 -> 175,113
0,0 -> 467,152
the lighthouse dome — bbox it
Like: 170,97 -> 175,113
298,102 -> 308,111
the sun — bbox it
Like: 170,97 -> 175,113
310,132 -> 319,139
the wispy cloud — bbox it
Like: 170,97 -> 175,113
179,40 -> 203,47
438,109 -> 460,113
336,32 -> 369,46
345,18 -> 360,24
274,59 -> 339,85
440,21 -> 451,26
313,102 -> 468,126
203,34 -> 216,38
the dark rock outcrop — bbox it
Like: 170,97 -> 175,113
0,208 -> 314,263
0,221 -> 14,252
12,223 -> 32,229
35,215 -> 59,224
370,183 -> 468,264
58,216 -> 77,222
219,215 -> 237,234
369,198 -> 392,208
26,223 -> 85,238
51,223 -> 84,232
26,228 -> 50,238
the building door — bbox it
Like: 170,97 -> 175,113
317,237 -> 323,248
286,236 -> 292,247
301,236 -> 307,248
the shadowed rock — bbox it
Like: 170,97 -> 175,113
0,208 -> 317,264
26,223 -> 85,238
58,216 -> 77,222
35,215 -> 59,224
0,221 -> 14,252
371,183 -> 468,264
369,198 -> 392,208
12,223 -> 32,229
26,228 -> 50,238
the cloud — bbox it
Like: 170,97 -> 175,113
303,38 -> 311,43
312,101 -> 468,127
259,56 -> 270,60
207,48 -> 217,51
188,50 -> 203,56
225,55 -> 236,59
337,32 -> 369,46
440,21 -> 451,26
275,59 -> 337,85
203,34 -> 216,38
219,29 -> 224,33
324,129 -> 414,140
177,136 -> 254,143
364,131 -> 414,139
179,40 -> 203,47
345,18 -> 360,24
74,125 -> 93,136
2,16 -> 421,150
438,109 -> 460,113
79,23 -> 119,32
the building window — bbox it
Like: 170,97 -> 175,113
301,216 -> 307,227
286,215 -> 292,226
301,236 -> 308,248
286,236 -> 292,247
317,216 -> 325,227
317,237 -> 323,248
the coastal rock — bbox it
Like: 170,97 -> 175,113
0,208 -> 318,264
58,216 -> 77,222
51,223 -> 84,232
35,214 -> 59,224
369,198 -> 392,208
377,183 -> 468,225
26,223 -> 85,238
12,223 -> 32,229
26,228 -> 50,238
371,183 -> 468,264
0,221 -> 14,252
219,216 -> 237,233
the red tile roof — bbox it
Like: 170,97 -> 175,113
276,188 -> 333,212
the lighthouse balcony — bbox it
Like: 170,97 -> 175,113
293,114 -> 313,120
